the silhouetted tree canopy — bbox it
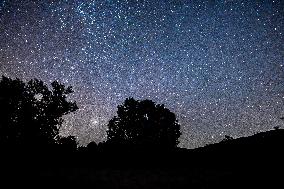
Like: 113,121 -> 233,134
0,76 -> 78,149
106,98 -> 181,149
57,136 -> 78,152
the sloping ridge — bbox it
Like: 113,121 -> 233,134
2,129 -> 284,188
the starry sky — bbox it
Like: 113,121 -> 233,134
0,0 -> 283,148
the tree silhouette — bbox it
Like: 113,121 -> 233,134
0,76 -> 78,149
106,98 -> 181,149
57,136 -> 78,152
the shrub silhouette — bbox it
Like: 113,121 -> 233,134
106,98 -> 181,149
274,126 -> 279,130
222,135 -> 234,142
0,76 -> 78,149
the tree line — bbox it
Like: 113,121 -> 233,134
0,76 -> 181,153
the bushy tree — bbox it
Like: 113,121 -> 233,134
0,76 -> 78,149
106,98 -> 181,149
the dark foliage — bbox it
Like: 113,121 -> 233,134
0,76 -> 78,150
56,135 -> 78,152
106,98 -> 181,150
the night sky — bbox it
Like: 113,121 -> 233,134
0,0 -> 283,148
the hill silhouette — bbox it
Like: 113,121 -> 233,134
2,128 -> 283,188
196,128 -> 284,154
0,76 -> 283,188
2,129 -> 284,188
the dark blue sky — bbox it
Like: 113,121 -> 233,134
0,0 -> 283,148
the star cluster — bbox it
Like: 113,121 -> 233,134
0,0 -> 283,148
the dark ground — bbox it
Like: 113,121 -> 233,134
2,129 -> 284,188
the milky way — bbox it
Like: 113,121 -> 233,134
0,0 -> 283,148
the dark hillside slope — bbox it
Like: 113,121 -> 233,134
2,129 -> 284,188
